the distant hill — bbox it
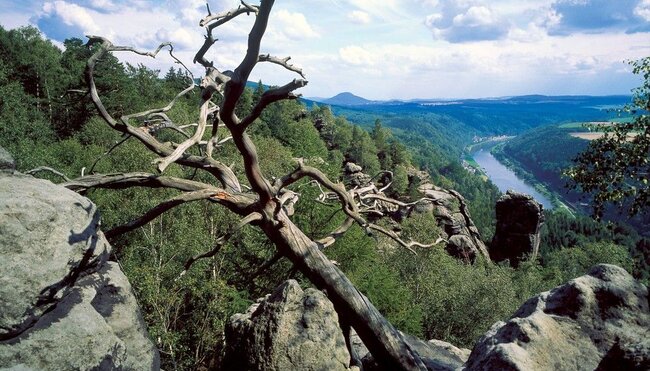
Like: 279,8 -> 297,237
318,92 -> 374,106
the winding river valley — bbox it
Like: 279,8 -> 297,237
472,148 -> 554,209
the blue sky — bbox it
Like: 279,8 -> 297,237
1,0 -> 649,99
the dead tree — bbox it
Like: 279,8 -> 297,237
63,1 -> 438,369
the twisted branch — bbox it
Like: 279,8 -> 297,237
239,79 -> 308,130
84,36 -> 241,192
199,1 -> 259,28
105,189 -> 218,238
178,212 -> 263,278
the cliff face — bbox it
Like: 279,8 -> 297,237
409,169 -> 490,263
343,163 -> 491,263
490,190 -> 545,266
0,152 -> 159,370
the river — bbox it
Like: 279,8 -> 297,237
472,148 -> 554,209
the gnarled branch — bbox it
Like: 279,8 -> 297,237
258,54 -> 305,78
199,1 -> 259,28
239,79 -> 308,130
105,189 -> 218,238
178,212 -> 263,278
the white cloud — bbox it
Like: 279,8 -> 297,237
16,0 -> 650,99
424,2 -> 510,42
425,13 -> 443,28
419,0 -> 439,7
339,45 -> 375,66
452,6 -> 496,27
155,27 -> 200,49
41,1 -> 99,33
87,0 -> 119,12
272,9 -> 320,39
635,0 -> 650,21
347,10 -> 371,24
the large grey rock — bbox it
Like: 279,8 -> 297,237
223,279 -> 350,371
0,174 -> 159,370
463,264 -> 649,370
490,190 -> 544,266
361,334 -> 470,371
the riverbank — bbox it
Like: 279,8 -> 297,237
470,146 -> 554,209
465,139 -> 582,214
489,144 -> 576,215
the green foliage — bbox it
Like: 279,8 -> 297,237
349,125 -> 380,174
544,242 -> 633,281
567,57 -> 650,218
390,164 -> 409,196
541,211 -> 649,284
326,225 -> 423,336
496,125 -> 588,196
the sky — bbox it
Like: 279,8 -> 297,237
1,0 -> 649,100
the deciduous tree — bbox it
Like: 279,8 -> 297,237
567,57 -> 650,218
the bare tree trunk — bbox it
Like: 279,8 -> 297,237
264,211 -> 427,370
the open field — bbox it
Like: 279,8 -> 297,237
569,132 -> 638,141
559,117 -> 634,129
560,121 -> 614,129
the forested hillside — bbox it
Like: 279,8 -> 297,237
1,24 -> 646,369
493,125 -> 588,201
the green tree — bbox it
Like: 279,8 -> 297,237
348,125 -> 380,174
567,57 -> 650,218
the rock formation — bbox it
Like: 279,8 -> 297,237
223,279 -> 471,371
341,164 -> 489,263
224,264 -> 649,371
222,279 -> 351,370
344,161 -> 372,188
411,169 -> 490,263
361,334 -> 470,371
490,190 -> 544,266
0,155 -> 159,370
463,264 -> 649,370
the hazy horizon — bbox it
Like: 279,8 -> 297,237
308,90 -> 634,102
2,0 -> 649,100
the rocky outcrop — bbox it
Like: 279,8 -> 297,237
224,279 -> 472,371
0,167 -> 159,370
463,264 -> 649,370
344,161 -> 372,188
222,279 -> 351,371
361,334 -> 470,371
412,169 -> 490,263
490,190 -> 544,266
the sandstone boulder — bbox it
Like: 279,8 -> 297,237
490,190 -> 544,266
0,172 -> 159,370
361,333 -> 470,371
222,279 -> 350,370
463,264 -> 649,370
